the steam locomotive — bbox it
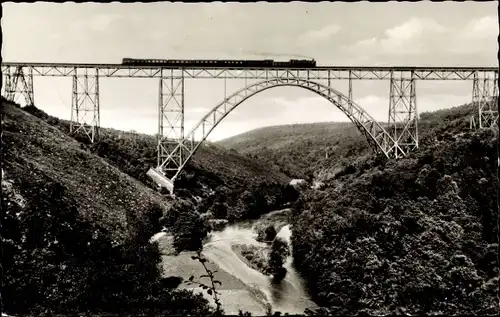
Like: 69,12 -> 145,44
121,58 -> 316,68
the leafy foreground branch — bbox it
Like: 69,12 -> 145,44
186,250 -> 224,316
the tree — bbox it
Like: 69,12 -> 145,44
173,210 -> 208,252
267,237 -> 290,282
256,224 -> 277,243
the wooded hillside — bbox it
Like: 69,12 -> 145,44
2,99 -> 213,315
288,103 -> 499,315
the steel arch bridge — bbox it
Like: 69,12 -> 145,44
1,62 -> 498,194
157,77 -> 399,184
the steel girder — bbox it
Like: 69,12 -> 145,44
2,66 -> 34,106
179,68 -> 496,81
388,71 -> 418,159
70,68 -> 100,143
157,77 -> 401,183
470,70 -> 499,129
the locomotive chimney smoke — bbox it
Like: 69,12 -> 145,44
242,50 -> 314,60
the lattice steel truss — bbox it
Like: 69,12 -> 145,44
1,63 -> 496,80
2,66 -> 34,106
70,68 -> 100,143
388,71 -> 418,158
157,69 -> 185,173
470,70 -> 499,129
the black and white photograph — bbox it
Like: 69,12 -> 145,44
1,1 -> 499,316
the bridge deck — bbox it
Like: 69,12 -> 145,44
2,62 -> 498,80
1,62 -> 498,70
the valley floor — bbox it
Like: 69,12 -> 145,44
158,237 -> 271,315
157,208 -> 316,316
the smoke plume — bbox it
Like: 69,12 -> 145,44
241,50 -> 315,60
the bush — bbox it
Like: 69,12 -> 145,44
256,225 -> 277,242
267,237 -> 290,282
172,210 -> 208,252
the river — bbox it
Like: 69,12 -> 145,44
158,209 -> 318,315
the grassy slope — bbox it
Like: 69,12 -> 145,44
26,106 -> 290,193
89,126 -> 290,195
217,122 -> 370,179
3,102 -> 170,242
2,100 -> 212,315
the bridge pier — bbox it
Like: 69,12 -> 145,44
470,70 -> 498,129
348,70 -> 353,113
3,66 -> 34,106
388,71 -> 418,158
150,70 -> 186,194
70,68 -> 100,143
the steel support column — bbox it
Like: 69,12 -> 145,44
70,68 -> 100,143
2,67 -> 13,99
157,69 -> 185,179
388,71 -> 418,158
348,70 -> 353,113
327,70 -> 331,98
470,71 -> 498,129
3,66 -> 34,106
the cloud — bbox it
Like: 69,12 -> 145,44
343,15 -> 497,61
449,16 -> 499,55
384,17 -> 447,41
298,24 -> 341,45
462,16 -> 498,39
347,17 -> 448,55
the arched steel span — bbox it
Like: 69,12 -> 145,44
159,77 -> 403,183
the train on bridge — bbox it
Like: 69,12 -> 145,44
121,58 -> 317,68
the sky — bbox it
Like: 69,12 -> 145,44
2,2 -> 498,141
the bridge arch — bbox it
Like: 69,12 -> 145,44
160,77 -> 400,182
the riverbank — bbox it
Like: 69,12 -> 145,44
156,207 -> 316,315
231,243 -> 270,276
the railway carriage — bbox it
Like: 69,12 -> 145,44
121,58 -> 316,68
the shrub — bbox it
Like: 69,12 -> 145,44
172,211 -> 208,252
267,237 -> 290,282
256,224 -> 277,242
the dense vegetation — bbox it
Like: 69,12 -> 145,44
287,103 -> 499,315
2,99 -> 214,315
